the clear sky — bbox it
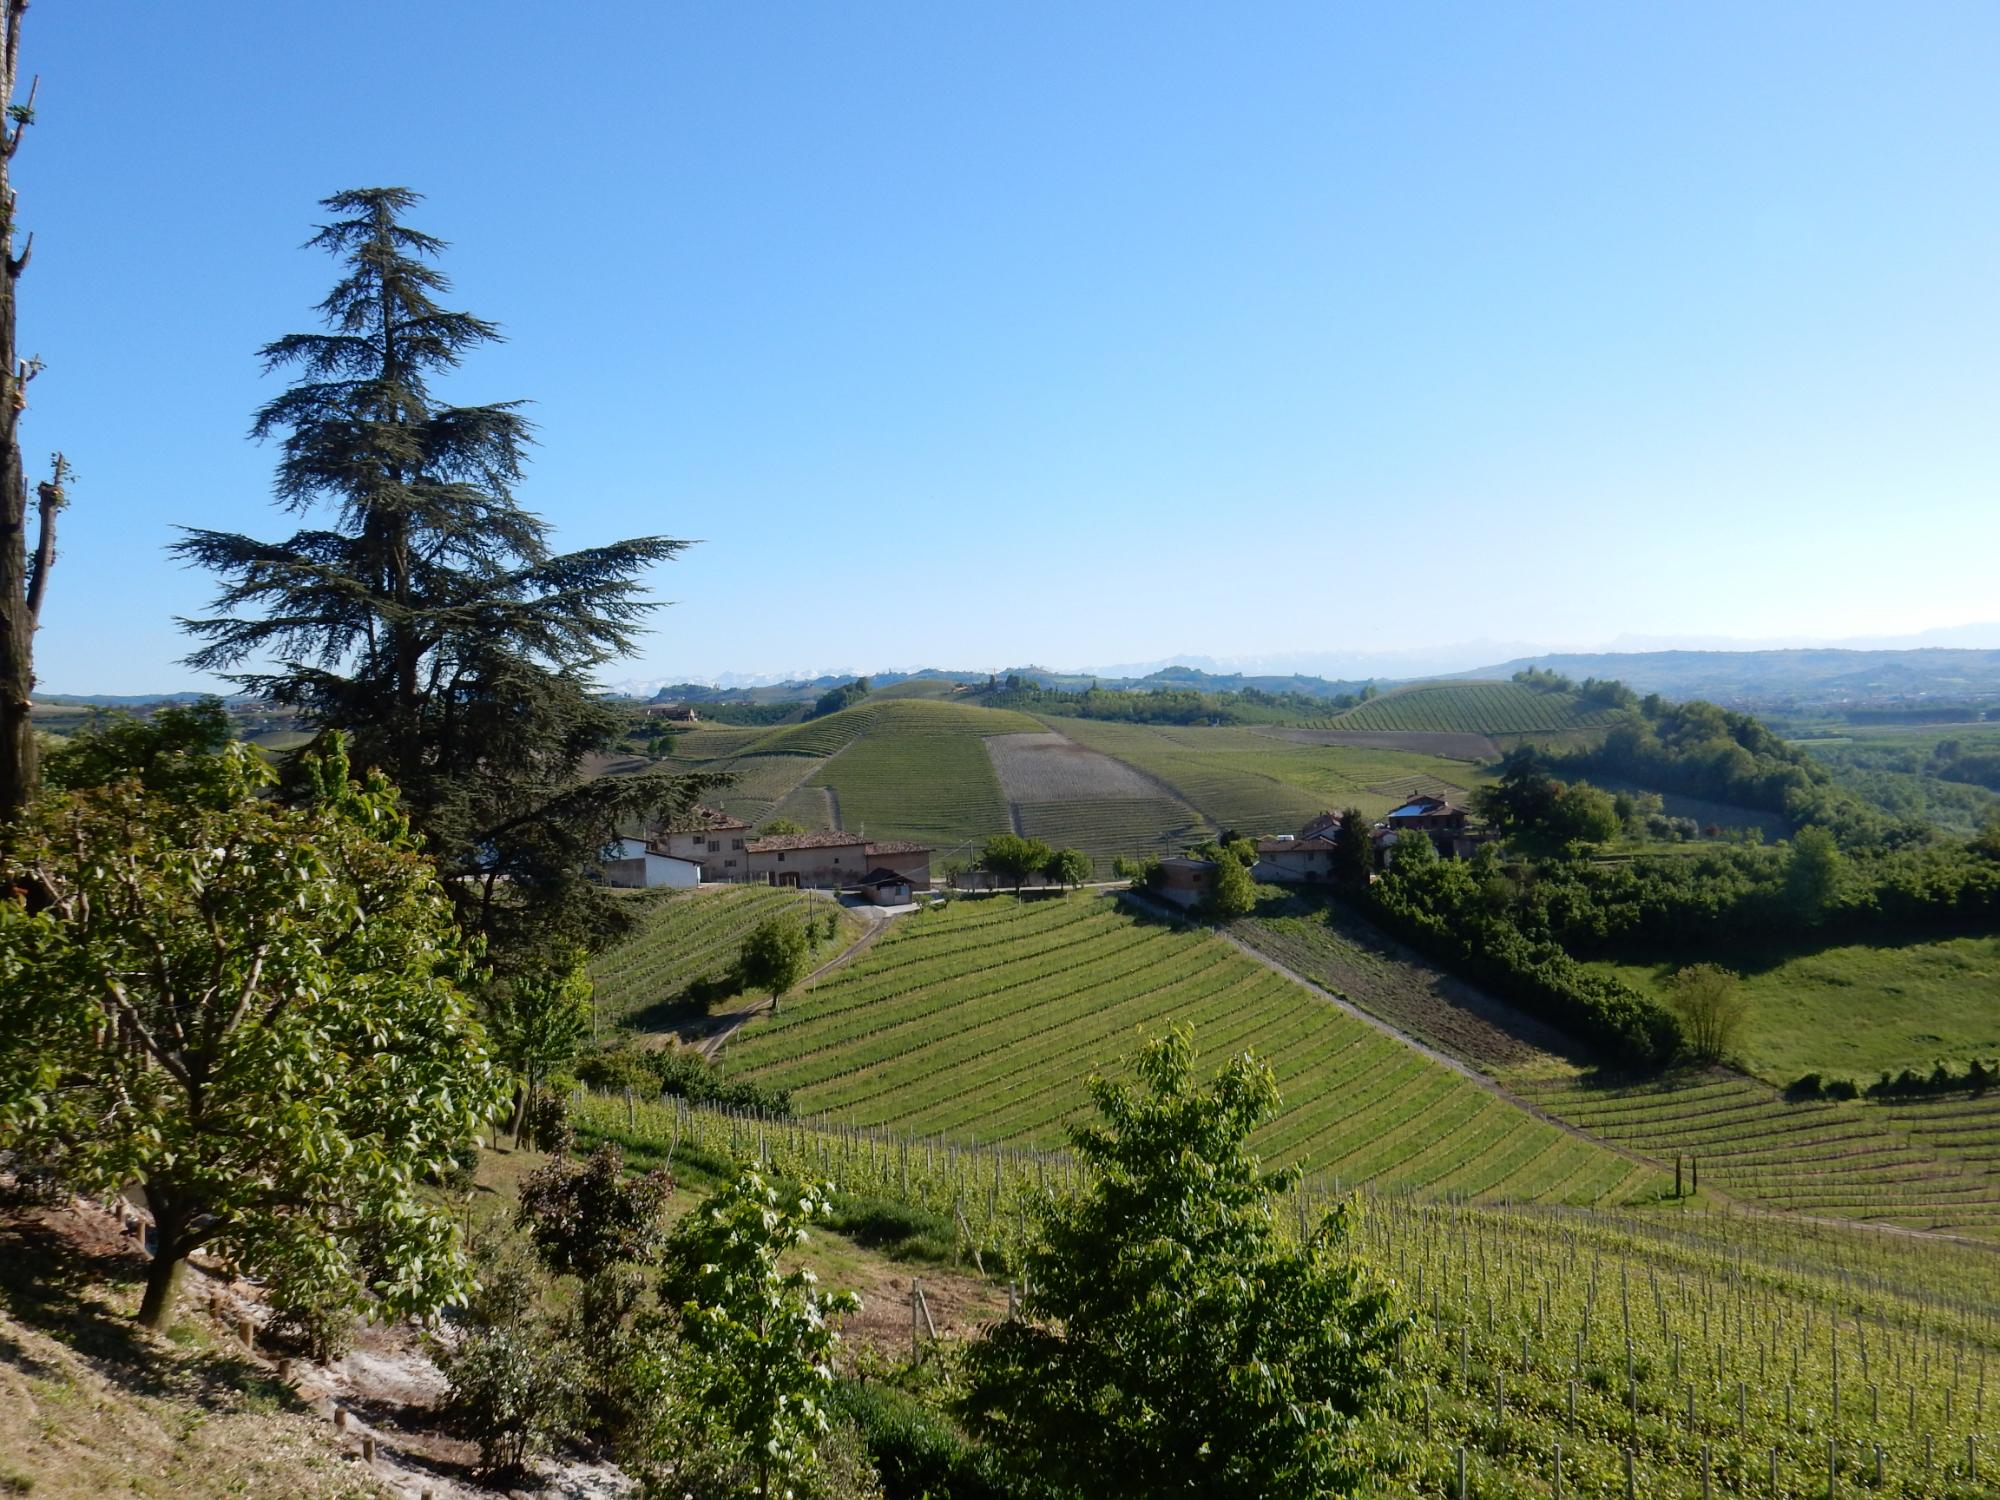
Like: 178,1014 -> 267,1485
19,2 -> 2000,691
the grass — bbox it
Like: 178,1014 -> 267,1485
1331,681 -> 1617,735
589,885 -> 862,1031
722,893 -> 1663,1206
1586,933 -> 2000,1085
0,1209 -> 390,1500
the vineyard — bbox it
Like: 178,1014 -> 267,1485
798,703 -> 1038,851
1013,796 -> 1209,873
588,885 -> 860,1031
1228,899 -> 2000,1241
1333,681 -> 1619,736
1513,1070 -> 2000,1241
1037,716 -> 1485,833
721,894 -> 1662,1205
575,1093 -> 2000,1498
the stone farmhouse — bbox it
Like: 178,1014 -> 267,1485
1253,793 -> 1488,884
603,806 -> 932,891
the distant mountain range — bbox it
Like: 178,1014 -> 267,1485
48,631 -> 2000,713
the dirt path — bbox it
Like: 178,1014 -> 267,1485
696,910 -> 896,1060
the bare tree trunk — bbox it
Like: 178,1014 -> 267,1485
0,0 -> 56,824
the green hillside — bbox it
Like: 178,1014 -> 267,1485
724,893 -> 1663,1205
1333,680 -> 1616,735
1588,933 -> 2000,1086
657,699 -> 1041,833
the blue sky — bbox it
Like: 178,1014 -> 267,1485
20,2 -> 2000,691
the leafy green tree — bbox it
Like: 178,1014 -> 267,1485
740,913 -> 811,1014
1387,827 -> 1438,870
0,731 -> 505,1329
1785,825 -> 1843,923
961,1028 -> 1407,1497
1332,807 -> 1373,888
631,1164 -> 861,1498
1043,845 -> 1091,890
810,677 -> 872,719
434,1240 -> 583,1479
1665,963 -> 1748,1062
173,188 -> 711,972
1205,850 -> 1255,919
758,817 -> 808,837
982,833 -> 1052,893
488,951 -> 593,1145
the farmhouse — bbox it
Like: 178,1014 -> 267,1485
1155,855 -> 1220,909
1252,831 -> 1341,883
1383,793 -> 1469,833
653,806 -> 753,878
745,830 -> 934,891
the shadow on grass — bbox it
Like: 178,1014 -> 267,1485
0,1211 -> 300,1418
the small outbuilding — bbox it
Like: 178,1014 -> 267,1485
1154,855 -> 1220,909
857,867 -> 916,906
600,836 -> 702,889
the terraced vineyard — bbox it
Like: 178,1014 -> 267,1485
1332,680 -> 1616,735
724,894 -> 1664,1205
1513,1069 -> 2000,1239
798,703 -> 1043,851
1013,796 -> 1208,873
580,1094 -> 2000,1499
589,885 -> 860,1030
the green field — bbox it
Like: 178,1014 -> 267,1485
723,893 -> 1663,1205
589,885 -> 861,1031
1588,934 -> 2000,1085
1332,680 -> 1617,735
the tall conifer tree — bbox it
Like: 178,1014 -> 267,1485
178,188 -> 711,966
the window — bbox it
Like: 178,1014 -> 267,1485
732,838 -> 744,851
708,839 -> 721,853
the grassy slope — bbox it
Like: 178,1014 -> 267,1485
1586,933 -> 2000,1085
0,1211 -> 389,1500
724,893 -> 1663,1206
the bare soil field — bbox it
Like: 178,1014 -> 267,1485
985,730 -> 1166,802
1261,726 -> 1499,760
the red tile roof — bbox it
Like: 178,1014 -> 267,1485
746,830 -> 868,854
863,840 -> 931,856
1255,835 -> 1338,855
658,804 -> 751,834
